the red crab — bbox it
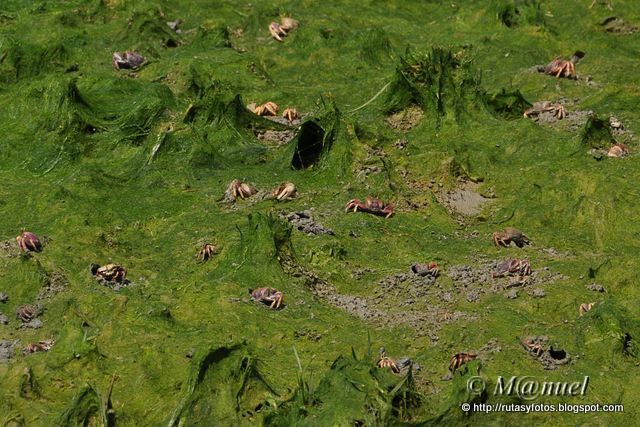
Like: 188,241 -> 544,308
16,231 -> 42,253
345,197 -> 394,218
449,353 -> 477,373
539,51 -> 585,79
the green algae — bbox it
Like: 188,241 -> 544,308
0,0 -> 639,425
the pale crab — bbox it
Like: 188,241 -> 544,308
254,102 -> 279,117
538,51 -> 585,79
16,231 -> 42,253
23,339 -> 55,355
449,352 -> 477,373
91,263 -> 127,283
269,17 -> 299,41
197,243 -> 218,262
377,348 -> 400,373
492,258 -> 531,278
272,182 -> 297,200
250,287 -> 284,309
225,179 -> 257,202
607,143 -> 629,158
282,108 -> 299,122
523,101 -> 566,120
345,197 -> 394,218
492,227 -> 530,248
521,336 -> 545,357
112,51 -> 145,70
579,302 -> 595,316
411,262 -> 439,278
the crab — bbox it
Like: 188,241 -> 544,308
492,227 -> 530,248
449,353 -> 477,373
607,143 -> 629,158
16,304 -> 41,323
250,287 -> 284,309
269,17 -> 299,41
539,51 -> 585,79
411,262 -> 439,278
197,243 -> 217,262
521,336 -> 545,357
492,258 -> 531,278
282,108 -> 299,122
579,302 -> 595,316
377,348 -> 400,373
523,101 -> 566,120
254,102 -> 279,117
16,231 -> 42,253
268,22 -> 287,41
91,263 -> 127,283
23,339 -> 55,355
272,182 -> 297,200
112,51 -> 145,70
225,179 -> 257,201
345,197 -> 394,218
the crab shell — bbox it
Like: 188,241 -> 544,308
91,263 -> 127,283
449,353 -> 477,372
226,179 -> 256,201
16,231 -> 42,253
272,182 -> 297,200
254,102 -> 279,116
112,51 -> 145,70
492,227 -> 530,248
377,356 -> 400,373
198,243 -> 218,262
607,143 -> 629,158
579,302 -> 594,316
16,304 -> 40,323
282,108 -> 299,122
521,336 -> 546,357
345,197 -> 394,218
269,22 -> 287,41
411,262 -> 439,277
250,287 -> 284,309
493,258 -> 531,278
24,339 -> 55,355
280,17 -> 299,31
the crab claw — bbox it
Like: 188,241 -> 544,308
269,22 -> 286,41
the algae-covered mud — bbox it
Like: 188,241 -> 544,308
1,0 -> 639,425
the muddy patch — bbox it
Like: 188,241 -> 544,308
436,181 -> 491,217
37,270 -> 69,300
282,258 -> 472,341
448,259 -> 568,301
601,16 -> 638,34
0,239 -> 18,259
255,129 -> 296,146
524,99 -> 594,132
280,210 -> 334,236
0,339 -> 20,363
385,105 -> 424,131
